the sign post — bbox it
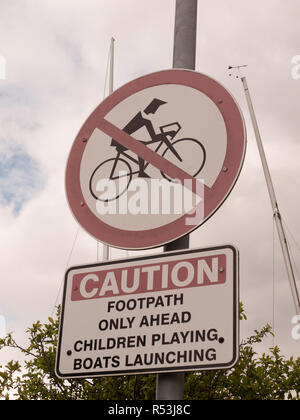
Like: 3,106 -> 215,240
60,0 -> 246,400
158,0 -> 198,400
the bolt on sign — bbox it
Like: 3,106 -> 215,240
65,69 -> 246,250
55,245 -> 239,378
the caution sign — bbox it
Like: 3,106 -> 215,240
55,245 -> 239,379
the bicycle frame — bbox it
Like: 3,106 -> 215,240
109,123 -> 182,180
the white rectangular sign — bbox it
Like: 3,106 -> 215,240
56,245 -> 239,379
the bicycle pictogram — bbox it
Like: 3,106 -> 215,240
89,98 -> 206,202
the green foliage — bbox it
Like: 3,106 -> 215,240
0,306 -> 299,400
184,325 -> 300,400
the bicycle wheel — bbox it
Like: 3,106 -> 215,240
160,138 -> 206,182
89,157 -> 133,202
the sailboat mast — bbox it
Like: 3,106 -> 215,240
103,37 -> 115,262
241,75 -> 300,316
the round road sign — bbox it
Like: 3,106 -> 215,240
66,69 -> 246,249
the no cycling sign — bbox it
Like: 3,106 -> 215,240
65,69 -> 246,250
55,246 -> 239,378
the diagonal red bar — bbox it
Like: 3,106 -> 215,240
98,118 -> 203,197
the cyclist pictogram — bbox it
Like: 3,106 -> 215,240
89,97 -> 206,202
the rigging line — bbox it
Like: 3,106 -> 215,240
289,244 -> 300,289
102,40 -> 112,100
281,216 -> 300,253
272,216 -> 276,347
51,225 -> 80,317
281,217 -> 300,285
51,41 -> 114,316
96,39 -> 114,261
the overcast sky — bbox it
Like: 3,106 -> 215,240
0,0 -> 299,369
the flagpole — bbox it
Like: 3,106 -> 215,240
103,37 -> 115,262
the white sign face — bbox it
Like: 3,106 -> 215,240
66,70 -> 246,250
80,84 -> 226,231
56,246 -> 239,379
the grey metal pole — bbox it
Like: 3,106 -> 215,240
241,76 -> 300,316
173,0 -> 198,70
156,0 -> 198,401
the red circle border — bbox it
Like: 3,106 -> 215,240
65,69 -> 246,250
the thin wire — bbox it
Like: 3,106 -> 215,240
282,217 -> 300,252
272,216 -> 276,347
51,226 -> 80,316
281,217 -> 300,285
102,41 -> 112,100
288,247 -> 300,295
96,40 -> 114,262
51,42 -> 113,315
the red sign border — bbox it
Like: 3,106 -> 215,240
66,69 -> 246,249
